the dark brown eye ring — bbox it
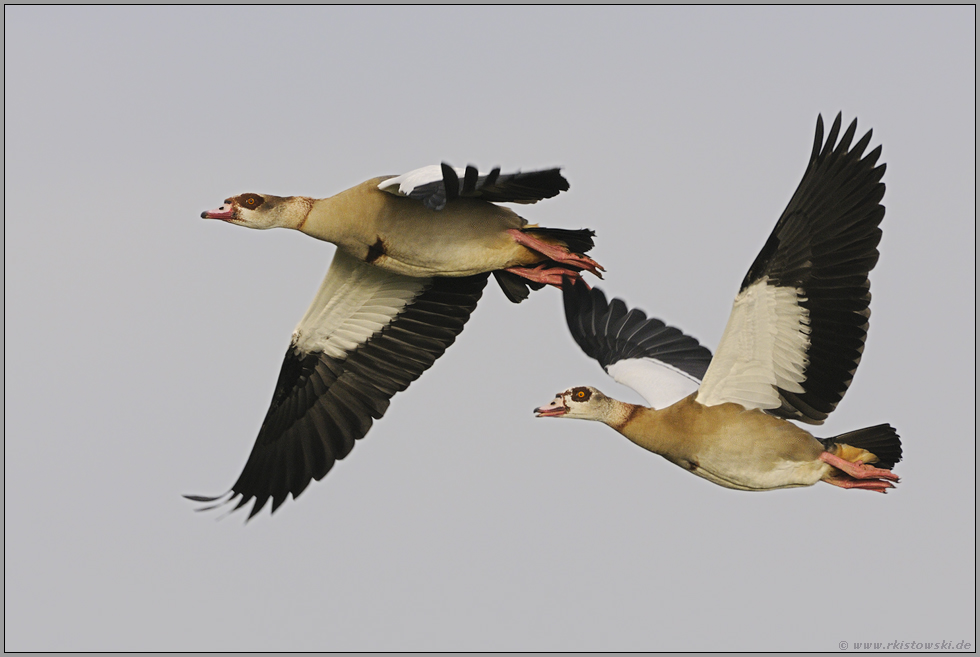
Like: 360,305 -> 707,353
234,193 -> 264,209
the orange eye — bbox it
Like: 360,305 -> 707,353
247,198 -> 255,205
577,391 -> 586,399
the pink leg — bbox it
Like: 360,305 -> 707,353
820,451 -> 900,482
823,477 -> 895,493
505,264 -> 578,288
507,229 -> 605,278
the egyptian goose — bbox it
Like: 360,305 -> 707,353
536,115 -> 903,493
189,164 -> 602,518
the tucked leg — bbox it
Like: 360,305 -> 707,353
819,451 -> 900,482
822,476 -> 895,493
505,264 -> 579,288
507,229 -> 605,277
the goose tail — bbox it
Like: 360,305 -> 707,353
819,423 -> 903,470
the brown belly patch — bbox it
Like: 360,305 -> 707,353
366,237 -> 386,264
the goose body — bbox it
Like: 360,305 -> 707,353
547,390 -> 836,490
202,166 -> 602,282
191,164 -> 603,518
536,115 -> 902,493
295,179 -> 533,277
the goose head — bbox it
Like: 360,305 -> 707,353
201,193 -> 312,230
534,386 -> 614,421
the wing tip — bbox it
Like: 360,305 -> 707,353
561,277 -> 711,379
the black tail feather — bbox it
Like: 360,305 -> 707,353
491,226 -> 596,304
492,269 -> 550,304
493,270 -> 534,303
820,423 -> 902,469
522,227 -> 596,254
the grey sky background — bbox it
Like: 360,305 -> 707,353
4,6 -> 975,651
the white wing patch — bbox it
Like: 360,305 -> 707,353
606,358 -> 702,410
695,278 -> 810,410
292,249 -> 429,359
377,165 -> 467,198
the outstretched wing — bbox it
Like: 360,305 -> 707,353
187,249 -> 488,519
695,113 -> 886,424
378,163 -> 569,211
563,277 -> 712,409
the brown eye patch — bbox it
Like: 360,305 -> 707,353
571,387 -> 592,401
234,193 -> 265,209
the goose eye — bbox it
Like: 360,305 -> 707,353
576,391 -> 586,399
235,193 -> 265,209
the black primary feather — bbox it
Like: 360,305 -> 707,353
562,276 -> 712,381
739,113 -> 886,424
186,273 -> 489,520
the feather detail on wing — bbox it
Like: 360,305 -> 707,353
562,277 -> 712,409
188,249 -> 488,519
378,163 -> 569,210
695,113 -> 886,423
695,280 -> 809,411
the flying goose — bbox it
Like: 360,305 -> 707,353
189,164 -> 603,518
536,115 -> 902,493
